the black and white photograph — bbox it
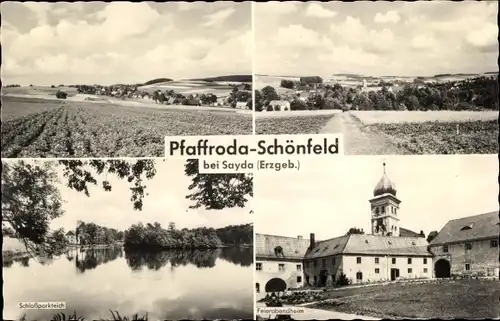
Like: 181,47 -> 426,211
254,1 -> 498,155
2,159 -> 254,320
254,156 -> 499,320
1,2 -> 252,158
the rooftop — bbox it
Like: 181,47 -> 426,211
429,211 -> 499,246
255,233 -> 310,260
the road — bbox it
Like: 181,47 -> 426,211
319,112 -> 411,155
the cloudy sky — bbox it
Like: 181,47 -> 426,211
255,1 -> 498,77
1,2 -> 251,85
4,159 -> 252,233
255,155 -> 497,240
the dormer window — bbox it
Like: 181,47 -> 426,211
460,223 -> 473,231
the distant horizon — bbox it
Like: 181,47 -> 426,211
255,71 -> 497,79
2,73 -> 254,87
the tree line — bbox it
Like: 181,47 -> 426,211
255,76 -> 498,112
123,222 -> 253,250
76,221 -> 124,245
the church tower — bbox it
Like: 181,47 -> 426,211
369,162 -> 401,237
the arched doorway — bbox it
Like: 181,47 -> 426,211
265,278 -> 287,293
435,259 -> 451,278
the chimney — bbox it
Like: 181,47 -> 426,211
297,235 -> 303,240
309,233 -> 315,249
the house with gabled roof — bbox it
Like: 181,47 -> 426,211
429,211 -> 499,278
255,233 -> 310,300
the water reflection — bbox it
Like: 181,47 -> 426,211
4,245 -> 254,320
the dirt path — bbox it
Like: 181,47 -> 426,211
319,112 -> 411,155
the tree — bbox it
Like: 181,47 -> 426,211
280,79 -> 294,89
184,159 -> 253,210
427,231 -> 438,243
158,92 -> 166,104
260,85 -> 279,103
56,91 -> 68,99
152,91 -> 160,103
290,99 -> 307,111
254,90 -> 264,111
346,227 -> 364,235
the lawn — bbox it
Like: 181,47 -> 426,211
372,120 -> 498,154
1,96 -> 252,158
308,280 -> 500,319
256,115 -> 335,135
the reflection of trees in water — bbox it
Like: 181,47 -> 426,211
125,249 -> 220,271
218,246 -> 253,267
3,259 -> 14,268
75,246 -> 123,274
124,246 -> 253,271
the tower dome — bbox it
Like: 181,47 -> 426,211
373,162 -> 397,197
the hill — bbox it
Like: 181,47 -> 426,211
191,75 -> 252,83
143,78 -> 173,86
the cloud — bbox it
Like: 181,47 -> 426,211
2,2 -> 251,85
305,3 -> 337,18
374,10 -> 401,23
256,1 -> 497,76
257,2 -> 298,15
201,7 -> 236,27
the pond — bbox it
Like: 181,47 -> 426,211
3,246 -> 254,320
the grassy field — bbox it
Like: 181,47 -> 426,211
1,96 -> 252,158
2,86 -> 79,97
255,115 -> 335,134
351,110 -> 498,124
139,80 -> 235,96
308,280 -> 500,319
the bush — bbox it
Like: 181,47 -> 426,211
290,99 -> 307,111
56,91 -> 68,99
266,105 -> 274,112
280,79 -> 295,89
335,272 -> 350,287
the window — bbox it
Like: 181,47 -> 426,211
322,259 -> 326,267
305,261 -> 309,268
313,276 -> 317,284
408,258 -> 412,264
443,245 -> 448,253
313,260 -> 317,268
305,276 -> 310,284
332,257 -> 336,265
423,258 -> 428,264
392,258 -> 396,264
491,240 -> 498,248
297,276 -> 302,283
465,263 -> 471,271
256,283 -> 260,293
256,263 -> 262,271
297,264 -> 302,271
375,257 -> 379,264
424,268 -> 428,273
357,257 -> 362,264
278,264 -> 285,271
408,268 -> 412,274
465,243 -> 472,251
356,272 -> 363,281
375,268 -> 380,274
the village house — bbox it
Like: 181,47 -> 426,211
255,234 -> 310,300
269,100 -> 291,111
235,101 -> 248,109
429,211 -> 499,278
65,231 -> 79,245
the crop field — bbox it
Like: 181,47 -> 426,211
139,80 -> 234,96
1,97 -> 252,158
372,120 -> 498,154
256,114 -> 334,134
351,110 -> 498,125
